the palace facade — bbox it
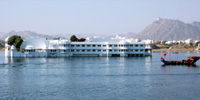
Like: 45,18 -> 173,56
5,36 -> 152,58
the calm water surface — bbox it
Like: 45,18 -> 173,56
0,51 -> 200,100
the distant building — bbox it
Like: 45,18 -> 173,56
177,40 -> 184,44
196,43 -> 200,50
156,17 -> 161,21
165,41 -> 173,45
185,38 -> 193,44
160,40 -> 166,44
194,40 -> 200,44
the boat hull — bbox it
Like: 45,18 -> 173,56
161,59 -> 194,65
160,57 -> 199,65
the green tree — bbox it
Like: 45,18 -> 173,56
7,35 -> 21,45
7,35 -> 23,49
15,38 -> 23,49
70,35 -> 78,42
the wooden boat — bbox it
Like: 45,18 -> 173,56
161,47 -> 200,65
161,56 -> 200,65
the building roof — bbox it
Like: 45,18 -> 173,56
21,38 -> 47,49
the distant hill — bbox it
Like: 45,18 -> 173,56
0,30 -> 118,41
0,30 -> 53,40
119,32 -> 136,38
134,18 -> 200,40
0,40 -> 5,50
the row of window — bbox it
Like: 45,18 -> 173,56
25,49 -> 65,53
25,50 -> 36,52
49,50 -> 70,52
71,49 -> 144,52
25,49 -> 146,53
59,44 -> 70,47
70,44 -> 144,47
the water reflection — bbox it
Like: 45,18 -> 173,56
7,67 -> 25,99
145,56 -> 152,72
161,64 -> 200,68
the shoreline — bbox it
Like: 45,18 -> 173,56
153,49 -> 200,52
0,48 -> 5,51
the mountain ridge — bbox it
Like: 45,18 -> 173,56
134,18 -> 200,40
0,30 -> 53,40
1,18 -> 200,41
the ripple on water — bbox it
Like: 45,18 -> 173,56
0,52 -> 200,100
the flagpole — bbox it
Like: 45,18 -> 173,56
163,47 -> 172,60
169,47 -> 172,61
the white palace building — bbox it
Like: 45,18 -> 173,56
5,35 -> 152,58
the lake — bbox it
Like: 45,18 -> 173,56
0,51 -> 200,100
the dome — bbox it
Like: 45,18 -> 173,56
58,40 -> 70,44
25,45 -> 34,49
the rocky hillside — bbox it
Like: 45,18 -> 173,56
134,18 -> 200,40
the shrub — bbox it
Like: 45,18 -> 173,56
78,38 -> 86,42
70,35 -> 78,42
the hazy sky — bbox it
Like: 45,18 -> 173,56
0,0 -> 200,35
